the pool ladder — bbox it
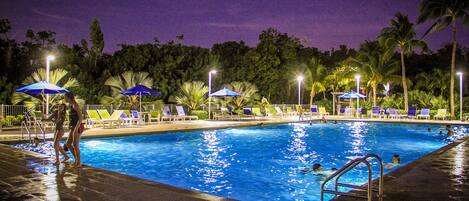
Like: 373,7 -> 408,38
320,154 -> 384,201
20,112 -> 46,142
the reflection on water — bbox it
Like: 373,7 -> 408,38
347,122 -> 369,156
193,130 -> 233,194
286,123 -> 313,164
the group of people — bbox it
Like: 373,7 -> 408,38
45,92 -> 83,168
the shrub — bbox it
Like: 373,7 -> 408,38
150,110 -> 162,118
3,116 -> 15,126
15,115 -> 25,125
382,95 -> 403,108
190,110 -> 208,120
314,99 -> 333,112
430,96 -> 448,109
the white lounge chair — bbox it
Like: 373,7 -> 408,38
175,106 -> 198,121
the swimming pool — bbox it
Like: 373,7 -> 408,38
14,122 -> 468,200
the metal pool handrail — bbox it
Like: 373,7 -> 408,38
320,154 -> 384,201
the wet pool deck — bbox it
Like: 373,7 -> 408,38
0,144 -> 232,201
1,117 -> 469,200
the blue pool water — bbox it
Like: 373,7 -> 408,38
15,122 -> 468,200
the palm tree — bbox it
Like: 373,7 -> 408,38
379,12 -> 429,111
175,81 -> 208,111
324,65 -> 356,93
417,0 -> 469,117
304,57 -> 327,106
11,68 -> 80,109
103,71 -> 153,109
415,69 -> 450,96
224,81 -> 260,110
345,41 -> 401,106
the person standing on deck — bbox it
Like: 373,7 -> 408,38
64,92 -> 83,168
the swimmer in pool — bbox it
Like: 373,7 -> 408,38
385,154 -> 401,169
446,125 -> 453,136
301,164 -> 336,176
427,127 -> 432,132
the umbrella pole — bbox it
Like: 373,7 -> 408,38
139,93 -> 142,112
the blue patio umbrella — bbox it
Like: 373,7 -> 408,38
210,87 -> 240,97
16,80 -> 69,95
16,80 -> 69,115
120,84 -> 160,111
338,90 -> 366,99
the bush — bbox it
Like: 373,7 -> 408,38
382,95 -> 403,108
314,100 -> 333,112
190,110 -> 208,120
150,110 -> 162,118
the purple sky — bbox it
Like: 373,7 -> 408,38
1,0 -> 468,53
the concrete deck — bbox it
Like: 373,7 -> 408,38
0,143 -> 232,201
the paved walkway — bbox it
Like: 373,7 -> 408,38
336,137 -> 469,201
0,144 -> 231,201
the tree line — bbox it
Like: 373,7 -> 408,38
0,0 -> 468,117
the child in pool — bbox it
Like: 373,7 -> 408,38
301,164 -> 336,176
385,154 -> 401,169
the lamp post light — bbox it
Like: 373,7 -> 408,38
297,76 -> 303,106
208,70 -> 216,120
45,55 -> 55,115
457,72 -> 463,121
355,75 -> 361,117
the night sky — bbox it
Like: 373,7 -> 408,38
1,0 -> 468,53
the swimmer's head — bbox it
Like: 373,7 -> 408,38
313,163 -> 322,172
392,154 -> 400,164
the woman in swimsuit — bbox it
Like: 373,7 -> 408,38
64,92 -> 83,167
46,103 -> 69,165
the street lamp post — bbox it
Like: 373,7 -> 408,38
297,76 -> 303,106
45,55 -> 55,115
457,72 -> 463,121
208,70 -> 216,120
355,75 -> 360,117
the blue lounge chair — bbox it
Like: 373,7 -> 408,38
358,108 -> 367,117
243,107 -> 255,119
389,108 -> 404,119
339,107 -> 346,115
371,106 -> 381,118
131,110 -> 145,124
311,105 -> 318,114
343,108 -> 353,116
407,107 -> 417,119
417,108 -> 430,120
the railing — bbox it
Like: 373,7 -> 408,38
21,111 -> 46,142
320,154 -> 384,201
